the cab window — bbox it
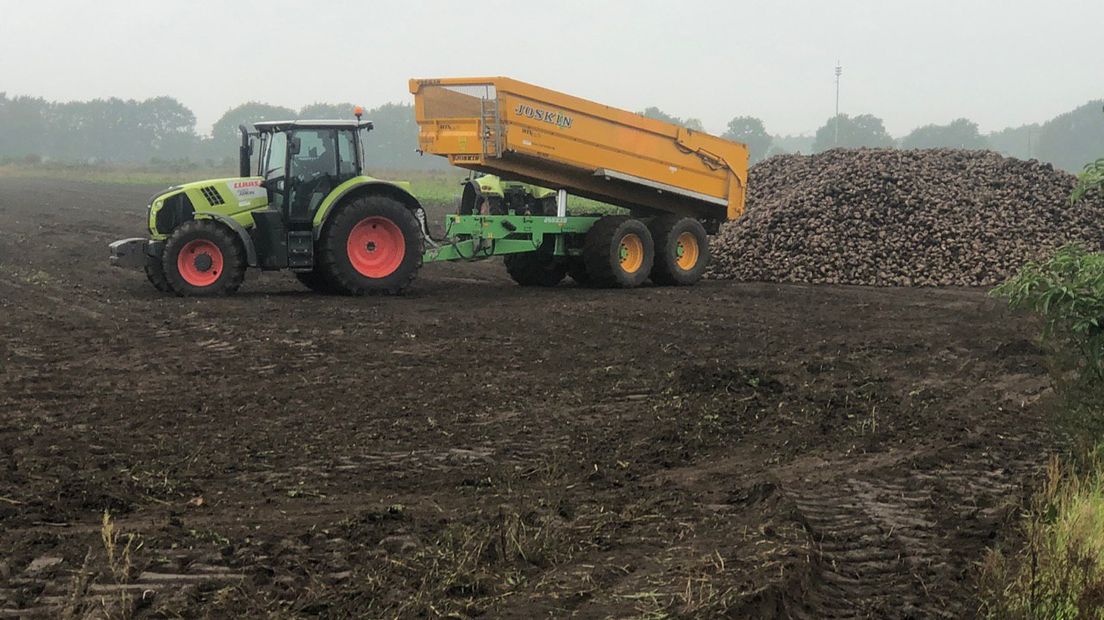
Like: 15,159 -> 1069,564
288,129 -> 338,216
289,130 -> 336,182
336,130 -> 358,178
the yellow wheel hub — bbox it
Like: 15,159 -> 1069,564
675,232 -> 700,271
618,233 -> 645,274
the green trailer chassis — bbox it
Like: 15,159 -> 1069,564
423,214 -> 600,263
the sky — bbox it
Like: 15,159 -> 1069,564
2,0 -> 1101,138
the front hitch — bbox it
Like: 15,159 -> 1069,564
109,238 -> 163,269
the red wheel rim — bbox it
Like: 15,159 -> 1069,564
347,216 -> 405,278
177,239 -> 224,287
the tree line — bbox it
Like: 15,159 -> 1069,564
0,92 -> 1100,173
645,101 -> 1104,172
0,94 -> 445,170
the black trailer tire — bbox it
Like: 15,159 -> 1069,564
504,237 -> 567,287
486,196 -> 507,215
583,216 -> 654,288
459,182 -> 485,215
294,270 -> 339,294
538,195 -> 558,216
567,258 -> 591,286
648,215 -> 710,286
317,195 -> 423,295
145,253 -> 172,293
161,220 -> 246,297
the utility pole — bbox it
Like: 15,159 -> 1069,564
834,62 -> 843,146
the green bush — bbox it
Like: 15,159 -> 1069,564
1073,158 -> 1104,204
993,245 -> 1104,393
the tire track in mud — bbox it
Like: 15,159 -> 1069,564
782,449 -> 1038,619
0,277 -> 107,322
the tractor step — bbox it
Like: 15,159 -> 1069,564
287,231 -> 314,269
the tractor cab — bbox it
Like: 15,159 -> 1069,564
242,119 -> 374,228
234,119 -> 376,270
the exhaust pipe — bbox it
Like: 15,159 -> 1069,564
238,125 -> 252,178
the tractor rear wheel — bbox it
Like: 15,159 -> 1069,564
317,195 -> 423,295
161,220 -> 247,296
145,253 -> 172,293
648,215 -> 709,285
294,270 -> 338,294
583,216 -> 654,288
504,237 -> 567,286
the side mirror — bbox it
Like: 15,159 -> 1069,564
289,138 -> 301,156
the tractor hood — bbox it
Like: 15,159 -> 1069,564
149,177 -> 268,209
147,177 -> 268,239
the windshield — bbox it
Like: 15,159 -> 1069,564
264,132 -> 287,180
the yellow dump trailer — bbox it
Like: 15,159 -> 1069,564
409,77 -> 748,223
401,77 -> 751,288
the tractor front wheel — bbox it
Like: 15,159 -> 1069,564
317,195 -> 424,295
161,220 -> 246,296
145,252 -> 172,293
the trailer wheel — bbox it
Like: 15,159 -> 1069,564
649,216 -> 710,285
294,270 -> 338,294
459,182 -> 479,215
145,253 -> 172,293
583,217 -> 654,288
538,196 -> 558,216
161,220 -> 246,297
567,258 -> 591,286
504,237 -> 566,286
318,195 -> 423,295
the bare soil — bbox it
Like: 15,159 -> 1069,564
0,178 -> 1056,618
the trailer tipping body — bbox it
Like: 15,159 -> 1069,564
409,77 -> 749,224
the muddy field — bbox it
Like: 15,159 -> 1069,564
0,178 -> 1057,618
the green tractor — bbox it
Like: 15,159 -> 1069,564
110,118 -> 428,296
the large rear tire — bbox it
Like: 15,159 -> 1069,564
161,220 -> 246,297
583,216 -> 654,288
294,270 -> 339,294
648,215 -> 709,286
317,195 -> 423,295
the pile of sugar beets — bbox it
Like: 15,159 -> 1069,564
706,148 -> 1104,286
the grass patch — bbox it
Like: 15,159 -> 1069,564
0,161 -> 234,186
0,162 -> 622,213
985,242 -> 1104,617
62,511 -> 139,619
980,455 -> 1104,618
